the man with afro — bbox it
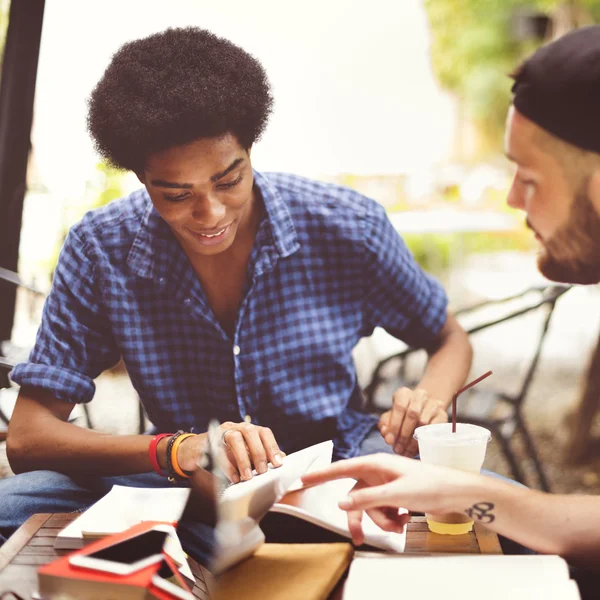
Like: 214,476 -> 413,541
0,27 -> 471,563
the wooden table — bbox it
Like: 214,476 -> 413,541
0,513 -> 502,599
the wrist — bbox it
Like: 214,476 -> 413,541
447,471 -> 526,517
177,432 -> 206,472
156,435 -> 172,472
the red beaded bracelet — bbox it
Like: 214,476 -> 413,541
149,433 -> 172,477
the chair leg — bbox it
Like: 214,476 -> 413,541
516,414 -> 551,493
491,424 -> 529,487
0,404 -> 9,426
137,397 -> 146,435
81,403 -> 94,429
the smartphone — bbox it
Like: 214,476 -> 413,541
151,556 -> 194,600
68,527 -> 169,575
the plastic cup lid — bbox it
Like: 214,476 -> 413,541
413,422 -> 491,445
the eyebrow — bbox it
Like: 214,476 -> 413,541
150,157 -> 245,189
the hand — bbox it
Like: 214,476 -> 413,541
344,478 -> 410,546
379,387 -> 447,456
301,454 -> 476,544
177,422 -> 284,483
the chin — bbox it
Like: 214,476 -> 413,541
537,254 -> 600,285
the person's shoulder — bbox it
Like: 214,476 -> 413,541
262,171 -> 383,228
71,188 -> 149,254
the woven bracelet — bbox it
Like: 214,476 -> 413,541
166,430 -> 189,483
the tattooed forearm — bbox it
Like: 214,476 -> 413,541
464,501 -> 496,523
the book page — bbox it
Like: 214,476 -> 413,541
55,486 -> 190,547
218,440 -> 333,521
344,555 -> 580,600
212,441 -> 334,571
271,478 -> 406,552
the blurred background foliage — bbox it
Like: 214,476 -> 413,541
424,0 -> 600,154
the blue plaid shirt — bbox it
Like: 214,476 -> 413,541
11,171 -> 447,459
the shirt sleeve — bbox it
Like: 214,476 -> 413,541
361,201 -> 448,349
10,227 -> 120,403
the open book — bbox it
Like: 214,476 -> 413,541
212,440 -> 406,573
343,554 -> 581,600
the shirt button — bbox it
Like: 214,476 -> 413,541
158,277 -> 165,284
184,298 -> 191,305
233,345 -> 241,356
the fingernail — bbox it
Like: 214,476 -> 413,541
232,473 -> 240,483
257,461 -> 268,474
339,496 -> 353,509
273,453 -> 283,466
243,468 -> 253,480
385,433 -> 394,445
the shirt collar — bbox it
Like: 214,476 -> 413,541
127,190 -> 173,280
253,170 -> 300,260
127,171 -> 300,281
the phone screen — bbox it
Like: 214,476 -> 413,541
86,529 -> 167,565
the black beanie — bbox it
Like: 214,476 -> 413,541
512,25 -> 600,153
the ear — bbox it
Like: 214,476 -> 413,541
588,168 -> 600,218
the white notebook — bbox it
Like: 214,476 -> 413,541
54,485 -> 190,549
344,554 -> 581,600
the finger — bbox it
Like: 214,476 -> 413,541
240,424 -> 268,474
395,390 -> 427,454
378,411 -> 391,436
366,507 -> 410,534
224,430 -> 253,481
386,389 -> 411,446
339,482 -> 403,512
402,439 -> 419,458
220,456 -> 241,484
431,409 -> 449,424
258,427 -> 284,467
418,399 -> 439,426
211,443 -> 241,484
347,509 -> 365,546
302,456 -> 386,487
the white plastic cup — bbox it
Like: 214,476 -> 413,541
414,422 -> 491,535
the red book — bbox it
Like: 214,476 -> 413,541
38,521 -> 193,599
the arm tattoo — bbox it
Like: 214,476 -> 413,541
464,501 -> 495,523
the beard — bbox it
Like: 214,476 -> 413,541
534,187 -> 600,284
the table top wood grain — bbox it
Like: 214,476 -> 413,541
0,513 -> 502,599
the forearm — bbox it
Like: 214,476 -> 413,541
6,388 -> 182,476
417,313 -> 472,407
448,474 -> 600,570
7,417 -> 164,476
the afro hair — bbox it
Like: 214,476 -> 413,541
87,27 -> 273,172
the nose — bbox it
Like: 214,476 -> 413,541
191,193 -> 226,226
506,178 -> 525,211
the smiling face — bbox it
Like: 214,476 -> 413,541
139,134 -> 256,258
504,106 -> 600,284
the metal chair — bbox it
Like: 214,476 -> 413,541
363,283 -> 572,492
0,267 -> 94,430
0,357 -> 13,438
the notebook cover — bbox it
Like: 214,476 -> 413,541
213,543 -> 353,600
